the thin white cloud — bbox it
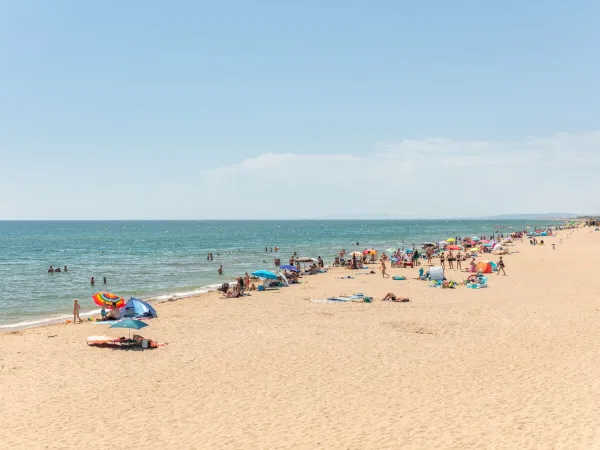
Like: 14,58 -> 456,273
193,131 -> 600,218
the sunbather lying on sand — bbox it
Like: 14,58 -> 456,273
382,293 -> 410,302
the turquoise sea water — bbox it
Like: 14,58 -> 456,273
0,220 -> 559,328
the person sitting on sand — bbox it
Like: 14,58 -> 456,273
469,258 -> 476,272
249,283 -> 257,291
107,302 -> 120,320
382,293 -> 409,302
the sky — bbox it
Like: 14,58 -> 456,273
1,0 -> 599,219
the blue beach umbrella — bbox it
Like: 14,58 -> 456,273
279,265 -> 300,272
251,270 -> 279,279
109,319 -> 148,338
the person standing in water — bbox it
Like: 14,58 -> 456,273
218,265 -> 223,275
73,299 -> 82,324
90,277 -> 95,286
103,277 -> 107,284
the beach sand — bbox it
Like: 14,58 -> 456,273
1,228 -> 599,449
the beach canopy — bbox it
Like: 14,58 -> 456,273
123,298 -> 157,318
279,264 -> 300,272
251,270 -> 279,279
296,257 -> 316,263
92,292 -> 125,309
475,262 -> 493,273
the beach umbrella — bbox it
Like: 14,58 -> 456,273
447,245 -> 461,251
385,248 -> 396,253
422,242 -> 435,247
446,238 -> 456,243
279,264 -> 300,272
350,251 -> 363,257
471,236 -> 480,241
363,249 -> 377,255
438,241 -> 447,246
92,292 -> 125,309
296,257 -> 316,263
251,270 -> 279,279
109,318 -> 148,339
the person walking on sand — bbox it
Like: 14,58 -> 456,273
447,250 -> 454,269
218,265 -> 223,275
456,252 -> 462,271
439,252 -> 445,269
497,257 -> 506,276
380,258 -> 390,278
244,272 -> 250,288
73,299 -> 82,324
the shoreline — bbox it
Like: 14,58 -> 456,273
1,224 -> 564,333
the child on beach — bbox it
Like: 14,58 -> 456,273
73,299 -> 82,324
380,259 -> 390,278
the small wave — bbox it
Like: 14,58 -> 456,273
150,283 -> 224,302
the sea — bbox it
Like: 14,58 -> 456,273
0,220 -> 560,329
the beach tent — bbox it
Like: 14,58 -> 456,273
475,262 -> 493,273
429,266 -> 445,281
123,298 -> 158,318
488,261 -> 498,271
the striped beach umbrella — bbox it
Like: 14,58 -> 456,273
92,292 -> 125,309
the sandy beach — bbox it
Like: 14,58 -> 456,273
1,227 -> 599,449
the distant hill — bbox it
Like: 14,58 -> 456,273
482,213 -> 579,220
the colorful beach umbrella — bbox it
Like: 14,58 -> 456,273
446,238 -> 456,243
251,270 -> 279,280
279,264 -> 300,272
92,292 -> 125,309
446,245 -> 461,251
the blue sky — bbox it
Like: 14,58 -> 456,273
1,0 -> 599,219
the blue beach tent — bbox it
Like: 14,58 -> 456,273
123,298 -> 158,318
